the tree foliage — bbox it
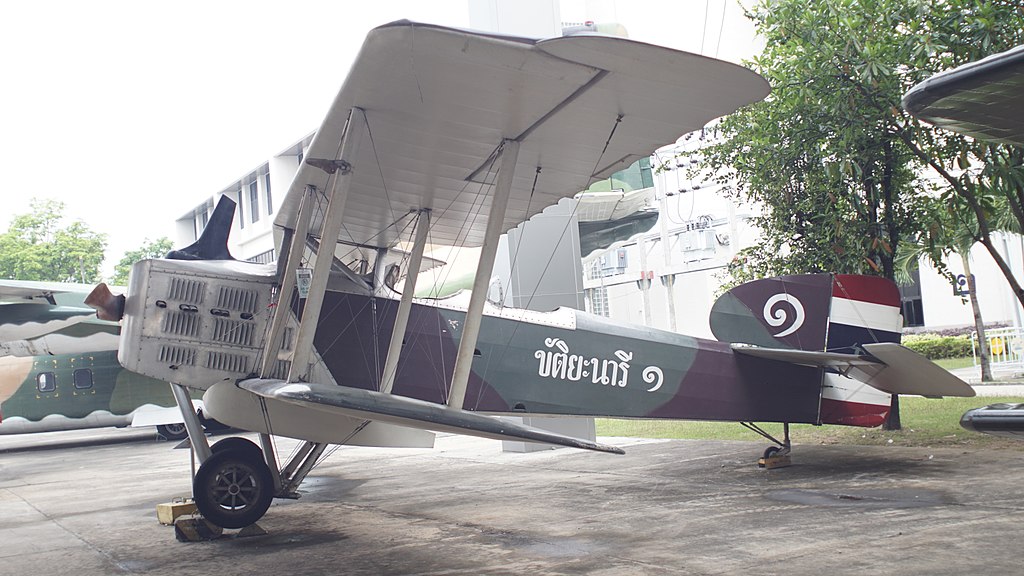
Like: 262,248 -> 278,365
110,237 -> 174,286
700,0 -> 1024,292
0,199 -> 108,283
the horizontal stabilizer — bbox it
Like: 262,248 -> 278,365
238,379 -> 624,455
732,342 -> 975,397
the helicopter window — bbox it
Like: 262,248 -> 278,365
36,372 -> 56,393
73,369 -> 94,390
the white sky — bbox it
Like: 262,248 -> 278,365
0,0 -> 757,278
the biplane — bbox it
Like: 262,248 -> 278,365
87,20 -> 974,529
903,43 -> 1024,439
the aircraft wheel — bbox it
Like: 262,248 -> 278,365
211,437 -> 265,462
762,446 -> 781,459
193,449 -> 274,529
157,423 -> 188,441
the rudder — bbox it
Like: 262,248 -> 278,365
710,273 -> 903,427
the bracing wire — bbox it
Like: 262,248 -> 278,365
363,108 -> 399,227
469,114 -> 626,409
714,0 -> 728,58
700,0 -> 710,55
497,166 -> 543,306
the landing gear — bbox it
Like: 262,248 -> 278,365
192,447 -> 275,529
211,436 -> 264,460
157,423 -> 188,441
742,422 -> 792,468
168,384 -> 331,530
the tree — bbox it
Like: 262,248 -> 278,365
702,0 -> 1024,285
110,237 -> 174,286
699,0 -> 935,291
698,0 -> 1024,429
896,196 -> 1006,382
0,199 -> 107,283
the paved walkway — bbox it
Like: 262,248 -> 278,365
949,364 -> 1024,397
4,430 -> 1024,576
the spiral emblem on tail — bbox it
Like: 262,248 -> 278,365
763,293 -> 805,338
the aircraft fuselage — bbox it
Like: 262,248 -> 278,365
313,291 -> 825,425
0,351 -> 177,434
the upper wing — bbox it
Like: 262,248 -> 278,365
239,378 -> 624,454
732,342 -> 975,398
902,44 -> 1024,146
274,20 -> 769,251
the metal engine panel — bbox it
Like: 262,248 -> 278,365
118,259 -> 282,388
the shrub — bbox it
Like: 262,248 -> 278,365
901,333 -> 972,359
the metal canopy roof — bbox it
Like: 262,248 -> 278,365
903,44 -> 1024,146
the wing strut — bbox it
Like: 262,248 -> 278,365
379,209 -> 431,394
260,184 -> 317,378
288,107 -> 367,382
447,139 -> 521,408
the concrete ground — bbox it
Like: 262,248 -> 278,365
1,428 -> 1023,576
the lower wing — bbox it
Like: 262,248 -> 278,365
238,378 -> 625,455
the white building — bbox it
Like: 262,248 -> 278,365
580,147 -> 1024,335
175,134 -> 312,266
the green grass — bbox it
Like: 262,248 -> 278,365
596,396 -> 1024,450
933,356 -> 976,371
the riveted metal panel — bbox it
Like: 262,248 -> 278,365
118,259 -> 277,389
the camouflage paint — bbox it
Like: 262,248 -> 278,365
0,302 -> 120,356
709,274 -> 832,351
313,291 -> 824,425
0,303 -> 96,340
0,350 -> 179,434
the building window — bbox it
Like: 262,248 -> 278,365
37,372 -> 56,393
588,287 -> 610,317
902,299 -> 925,327
73,369 -> 94,389
237,189 -> 245,229
265,172 -> 273,215
607,158 -> 654,191
899,269 -> 925,328
195,206 -> 210,240
249,180 -> 260,223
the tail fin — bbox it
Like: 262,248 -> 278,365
710,273 -> 902,351
166,196 -> 237,261
711,274 -> 904,427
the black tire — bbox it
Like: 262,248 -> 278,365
211,437 -> 264,463
193,449 -> 274,529
157,423 -> 188,441
763,446 -> 781,459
